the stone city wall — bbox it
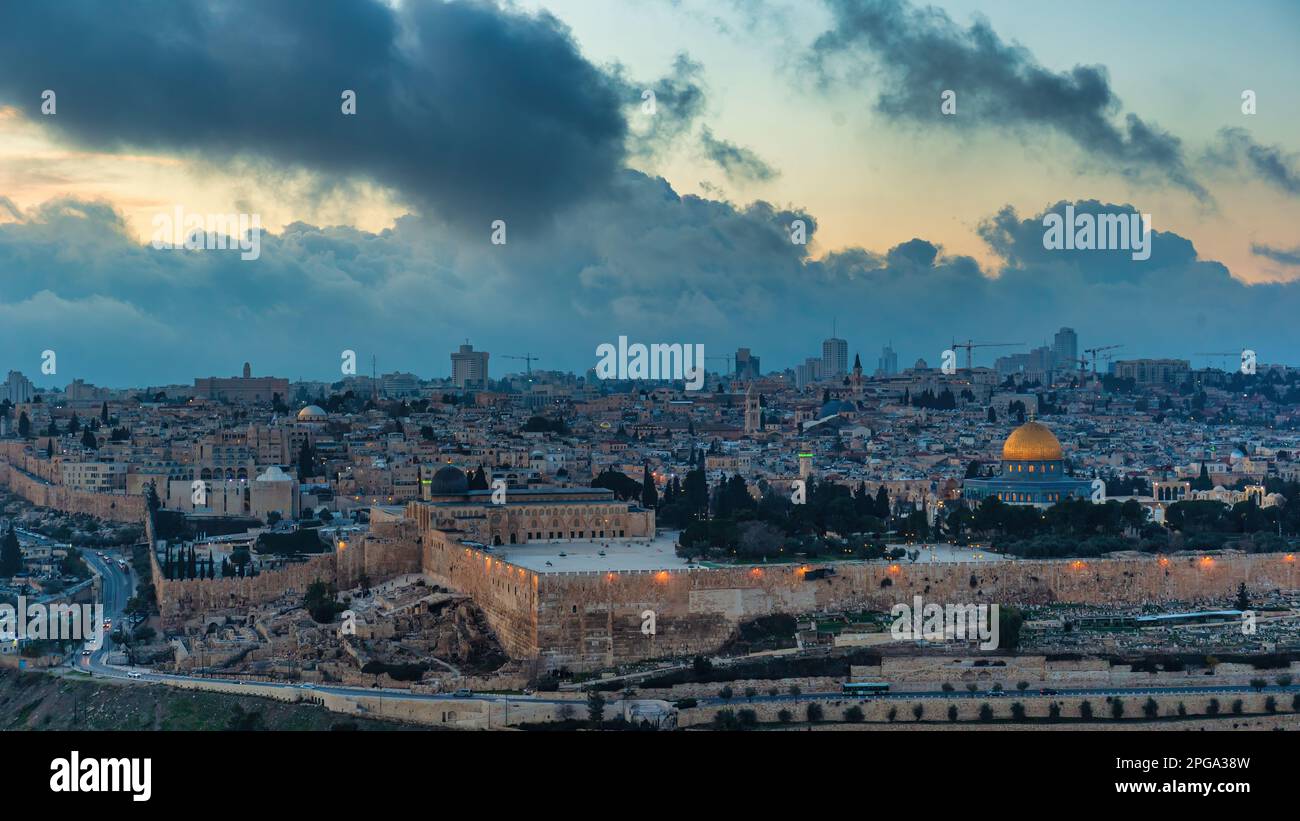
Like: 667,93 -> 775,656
419,533 -> 1300,672
0,452 -> 146,524
421,529 -> 538,660
151,548 -> 338,630
147,512 -> 427,630
335,519 -> 422,590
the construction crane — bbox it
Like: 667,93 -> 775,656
1062,356 -> 1090,376
1083,345 -> 1122,378
1195,351 -> 1246,372
949,340 -> 1023,371
705,355 -> 734,375
502,353 -> 540,377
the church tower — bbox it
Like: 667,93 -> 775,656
744,382 -> 762,434
851,353 -> 864,403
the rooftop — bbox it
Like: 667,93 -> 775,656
488,531 -> 688,573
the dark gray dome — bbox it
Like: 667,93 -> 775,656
820,399 -> 855,417
429,466 -> 468,495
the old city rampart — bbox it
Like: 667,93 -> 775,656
419,528 -> 1299,671
0,445 -> 146,523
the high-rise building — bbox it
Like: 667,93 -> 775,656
451,343 -> 489,390
735,348 -> 760,381
1052,327 -> 1078,372
796,357 -> 822,390
822,336 -> 848,379
3,371 -> 34,403
877,344 -> 898,376
994,346 -> 1055,380
1112,359 -> 1190,386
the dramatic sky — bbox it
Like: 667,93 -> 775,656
1,0 -> 1298,387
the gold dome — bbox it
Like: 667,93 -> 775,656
1002,421 -> 1063,462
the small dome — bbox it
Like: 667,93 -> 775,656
256,466 -> 293,482
1002,421 -> 1063,462
297,405 -> 327,420
429,465 -> 468,495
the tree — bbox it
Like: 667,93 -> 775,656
1143,698 -> 1159,719
844,705 -> 864,723
1192,461 -> 1213,491
1110,698 -> 1125,719
18,411 -> 30,439
0,528 -> 22,577
806,703 -> 824,722
586,691 -> 605,726
874,486 -> 891,520
144,481 -> 161,513
81,428 -> 98,450
100,401 -> 109,424
640,463 -> 658,509
304,579 -> 340,623
297,442 -> 315,481
1235,582 -> 1250,611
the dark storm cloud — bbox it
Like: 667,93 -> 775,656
11,176 -> 1298,388
806,0 -> 1208,201
618,53 -> 709,159
699,127 -> 779,183
0,0 -> 628,231
978,200 -> 1196,284
1207,128 -> 1300,197
1252,243 -> 1300,268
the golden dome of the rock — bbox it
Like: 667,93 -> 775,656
1002,421 -> 1063,462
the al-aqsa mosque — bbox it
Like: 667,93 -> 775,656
962,420 -> 1094,507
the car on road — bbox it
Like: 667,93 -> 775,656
1039,688 -> 1059,696
127,671 -> 142,679
452,688 -> 473,698
81,649 -> 92,656
298,683 -> 314,689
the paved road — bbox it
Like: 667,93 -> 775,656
70,542 -> 134,668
